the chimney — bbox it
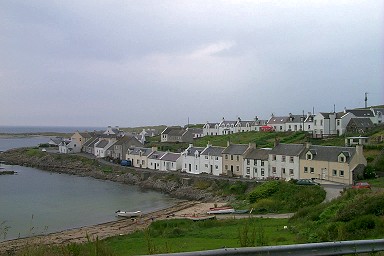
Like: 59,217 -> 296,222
305,142 -> 311,149
249,143 -> 256,149
238,117 -> 241,122
152,146 -> 158,152
355,144 -> 363,156
207,141 -> 212,147
255,116 -> 258,121
222,117 -> 225,122
227,141 -> 231,147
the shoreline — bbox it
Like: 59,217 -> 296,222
0,201 -> 205,254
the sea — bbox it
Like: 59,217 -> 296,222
0,126 -> 178,241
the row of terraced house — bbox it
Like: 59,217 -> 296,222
57,125 -> 367,185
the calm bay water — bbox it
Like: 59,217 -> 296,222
0,165 -> 178,241
0,136 -> 51,152
0,127 -> 178,241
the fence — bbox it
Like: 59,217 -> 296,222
153,239 -> 384,256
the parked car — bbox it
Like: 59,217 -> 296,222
352,182 -> 371,189
296,179 -> 319,186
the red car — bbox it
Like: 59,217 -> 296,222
352,182 -> 371,189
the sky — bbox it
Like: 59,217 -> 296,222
0,0 -> 383,127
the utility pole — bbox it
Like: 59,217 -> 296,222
365,92 -> 368,108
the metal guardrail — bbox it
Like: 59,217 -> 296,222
153,239 -> 384,256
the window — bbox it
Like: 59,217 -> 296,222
339,156 -> 345,162
339,170 -> 344,177
254,168 -> 257,174
215,165 -> 218,169
289,169 -> 294,175
282,168 -> 286,174
142,160 -> 145,165
225,155 -> 228,160
272,167 -> 276,174
236,166 -> 239,172
137,159 -> 140,164
205,164 -> 208,168
205,156 -> 208,159
231,155 -> 233,160
215,157 -> 219,160
304,167 -> 308,173
282,156 -> 286,162
254,160 -> 257,166
261,169 -> 265,176
337,120 -> 340,126
290,156 -> 294,163
185,164 -> 187,168
195,165 -> 198,170
247,159 -> 250,165
225,165 -> 228,170
306,153 -> 312,160
333,170 -> 337,176
261,161 -> 264,166
272,155 -> 276,161
236,155 -> 239,161
310,167 -> 314,174
246,167 -> 250,174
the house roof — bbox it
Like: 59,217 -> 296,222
219,120 -> 237,127
128,147 -> 153,156
205,122 -> 219,127
270,143 -> 305,156
113,135 -> 142,146
162,126 -> 185,136
83,137 -> 99,147
185,147 -> 205,156
95,139 -> 109,148
268,116 -> 289,124
244,148 -> 270,160
347,118 -> 374,128
200,146 -> 225,157
161,152 -> 181,162
148,151 -> 166,160
222,144 -> 249,155
346,109 -> 374,117
286,114 -> 306,123
236,121 -> 253,127
300,145 -> 356,163
187,128 -> 203,134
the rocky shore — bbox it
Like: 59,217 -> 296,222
0,148 -> 236,202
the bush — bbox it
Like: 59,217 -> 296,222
248,181 -> 279,203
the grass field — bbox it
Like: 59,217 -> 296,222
104,218 -> 295,255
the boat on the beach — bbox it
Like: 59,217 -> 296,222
115,210 -> 142,218
186,215 -> 216,221
207,207 -> 235,214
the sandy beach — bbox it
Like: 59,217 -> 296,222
0,201 -> 228,254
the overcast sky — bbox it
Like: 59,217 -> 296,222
1,0 -> 383,127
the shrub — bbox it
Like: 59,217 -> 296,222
248,181 -> 279,203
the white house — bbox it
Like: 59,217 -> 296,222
218,118 -> 238,135
159,152 -> 182,171
95,139 -> 115,158
267,115 -> 289,132
234,118 -> 253,133
371,107 -> 384,124
203,122 -> 220,136
243,148 -> 270,179
268,143 -> 305,180
285,113 -> 306,132
199,145 -> 225,176
251,118 -> 268,131
313,112 -> 337,137
148,151 -> 166,170
181,144 -> 205,174
58,139 -> 82,154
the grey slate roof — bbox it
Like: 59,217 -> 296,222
129,147 -> 153,156
200,146 -> 225,157
222,144 -> 249,155
270,143 -> 305,156
185,147 -> 205,156
161,152 -> 181,162
300,145 -> 356,163
346,109 -> 374,117
219,121 -> 237,127
244,148 -> 270,160
162,126 -> 186,136
268,116 -> 289,124
286,114 -> 306,123
148,151 -> 166,159
347,118 -> 374,128
95,139 -> 109,148
83,137 -> 99,147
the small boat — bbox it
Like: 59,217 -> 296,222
233,209 -> 249,214
207,207 -> 235,214
115,210 -> 142,218
186,215 -> 216,221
